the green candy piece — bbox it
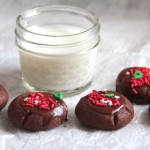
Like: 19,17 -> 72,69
134,71 -> 143,79
54,92 -> 63,100
105,93 -> 115,97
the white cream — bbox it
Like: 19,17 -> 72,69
19,24 -> 98,91
112,105 -> 124,114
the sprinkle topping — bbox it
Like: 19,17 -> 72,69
24,92 -> 56,110
126,71 -> 130,76
87,90 -> 121,107
129,67 -> 150,94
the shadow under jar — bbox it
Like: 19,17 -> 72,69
15,5 -> 100,96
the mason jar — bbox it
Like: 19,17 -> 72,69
15,5 -> 100,95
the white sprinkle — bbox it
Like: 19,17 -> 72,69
114,95 -> 120,99
108,101 -> 113,106
33,100 -> 39,105
100,99 -> 112,106
24,98 -> 28,101
100,99 -> 107,104
126,71 -> 130,76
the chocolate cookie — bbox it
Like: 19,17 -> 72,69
0,85 -> 8,110
75,90 -> 134,130
116,67 -> 150,104
8,92 -> 68,131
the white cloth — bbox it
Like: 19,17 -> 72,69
0,0 -> 150,149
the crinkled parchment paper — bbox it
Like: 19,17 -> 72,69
0,0 -> 150,149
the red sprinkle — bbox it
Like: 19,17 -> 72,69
87,90 -> 121,107
129,67 -> 150,94
24,92 -> 56,110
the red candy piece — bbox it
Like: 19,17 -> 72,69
24,93 -> 56,110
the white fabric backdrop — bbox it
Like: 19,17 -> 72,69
0,0 -> 150,149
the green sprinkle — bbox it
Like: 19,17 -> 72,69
134,71 -> 143,79
105,93 -> 115,97
53,92 -> 63,100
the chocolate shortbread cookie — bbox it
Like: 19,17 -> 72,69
116,67 -> 150,104
75,90 -> 134,130
8,92 -> 68,131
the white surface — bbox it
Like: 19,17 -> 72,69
1,0 -> 150,150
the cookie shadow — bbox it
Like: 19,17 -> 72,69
0,109 -> 19,134
138,107 -> 150,126
0,109 -> 42,134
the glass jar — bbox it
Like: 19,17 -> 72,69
15,5 -> 100,95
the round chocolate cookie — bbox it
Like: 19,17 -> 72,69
0,85 -> 8,110
75,90 -> 134,130
8,92 -> 68,131
116,67 -> 150,104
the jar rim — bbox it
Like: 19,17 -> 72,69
16,5 -> 99,38
16,36 -> 100,57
